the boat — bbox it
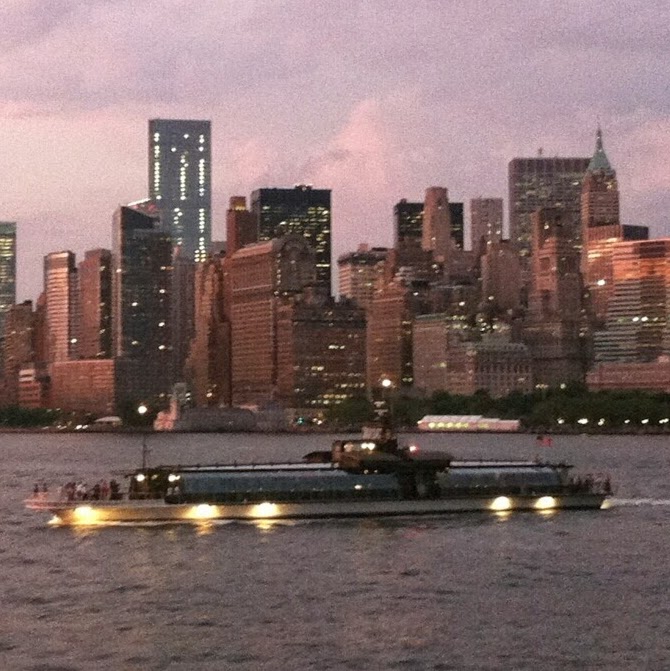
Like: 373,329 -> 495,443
25,424 -> 612,526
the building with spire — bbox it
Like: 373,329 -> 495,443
581,127 -> 648,327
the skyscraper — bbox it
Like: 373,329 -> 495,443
251,185 -> 331,292
44,251 -> 78,363
226,196 -> 257,254
78,249 -> 112,359
112,204 -> 173,401
508,155 -> 590,259
0,222 -> 17,338
422,187 -> 451,264
580,127 -> 621,325
148,119 -> 212,262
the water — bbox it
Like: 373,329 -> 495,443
2,431 -> 670,670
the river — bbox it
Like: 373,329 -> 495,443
1,430 -> 669,670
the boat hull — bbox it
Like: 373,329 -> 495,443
27,493 -> 609,526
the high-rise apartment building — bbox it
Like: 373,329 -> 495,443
112,205 -> 173,401
1,300 -> 36,405
78,249 -> 112,359
470,198 -> 503,248
508,156 -> 590,259
148,119 -> 211,262
0,222 -> 17,338
251,185 -> 331,292
44,251 -> 78,363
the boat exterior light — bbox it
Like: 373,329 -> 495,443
188,504 -> 218,520
73,505 -> 100,524
250,502 -> 280,518
534,496 -> 557,510
490,496 -> 513,512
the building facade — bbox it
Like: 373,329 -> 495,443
44,251 -> 78,364
228,236 -> 316,406
508,156 -> 590,261
523,208 -> 587,386
470,198 -> 503,248
0,222 -> 17,339
149,119 -> 212,262
112,205 -> 173,402
251,185 -> 331,292
226,196 -> 258,255
276,295 -> 366,409
337,245 -> 389,312
78,249 -> 112,359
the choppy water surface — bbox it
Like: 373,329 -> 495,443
2,431 -> 670,670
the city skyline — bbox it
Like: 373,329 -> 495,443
0,1 -> 668,302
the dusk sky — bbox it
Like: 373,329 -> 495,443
1,0 -> 669,301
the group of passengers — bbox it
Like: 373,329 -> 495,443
59,479 -> 122,501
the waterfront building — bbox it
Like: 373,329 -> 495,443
508,155 -> 590,260
470,198 -> 503,248
587,359 -> 670,393
226,196 -> 257,255
0,222 -> 17,339
185,251 -> 230,406
148,119 -> 211,262
18,365 -> 49,409
251,185 -> 331,292
78,249 -> 112,359
276,295 -> 366,409
523,208 -> 587,387
337,245 -> 389,312
593,239 -> 670,363
112,204 -> 173,403
227,235 -> 316,405
44,251 -> 79,363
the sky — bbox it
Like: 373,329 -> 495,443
1,0 -> 669,301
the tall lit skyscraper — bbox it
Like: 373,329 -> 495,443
148,119 -> 211,262
0,222 -> 17,337
251,185 -> 331,292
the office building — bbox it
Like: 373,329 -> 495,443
276,295 -> 366,409
337,245 -> 389,312
508,155 -> 590,259
470,198 -> 503,249
422,187 -> 451,265
523,208 -> 587,386
185,251 -> 230,406
78,249 -> 112,359
227,235 -> 316,405
149,119 -> 211,262
44,251 -> 78,363
0,222 -> 16,339
251,185 -> 331,292
112,204 -> 173,402
594,239 -> 670,363
226,196 -> 257,255
394,199 -> 423,249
